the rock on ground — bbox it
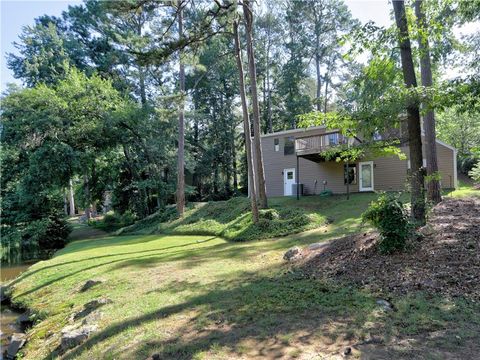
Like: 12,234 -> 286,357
16,310 -> 33,327
283,247 -> 302,261
72,298 -> 112,321
376,299 -> 394,312
5,333 -> 27,360
60,325 -> 98,351
0,286 -> 8,303
79,279 -> 103,292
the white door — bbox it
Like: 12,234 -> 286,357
283,168 -> 296,196
359,161 -> 374,192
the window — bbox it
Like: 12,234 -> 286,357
274,138 -> 280,152
344,164 -> 357,185
287,171 -> 294,180
284,136 -> 295,155
328,133 -> 338,145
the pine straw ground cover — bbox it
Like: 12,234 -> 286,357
298,197 -> 480,299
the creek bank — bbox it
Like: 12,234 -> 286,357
1,262 -> 38,360
1,291 -> 31,360
2,279 -> 108,359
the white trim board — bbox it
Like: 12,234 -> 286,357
453,148 -> 458,189
435,139 -> 456,152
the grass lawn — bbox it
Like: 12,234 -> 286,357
444,181 -> 480,199
8,192 -> 480,359
117,192 -> 391,241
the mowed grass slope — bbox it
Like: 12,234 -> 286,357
118,193 -> 383,241
8,192 -> 479,359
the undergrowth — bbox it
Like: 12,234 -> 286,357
118,197 -> 326,241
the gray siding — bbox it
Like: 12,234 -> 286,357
261,128 -> 457,196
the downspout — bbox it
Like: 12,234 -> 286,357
296,155 -> 300,200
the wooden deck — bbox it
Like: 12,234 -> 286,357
295,131 -> 361,161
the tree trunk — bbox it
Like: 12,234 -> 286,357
415,0 -> 442,204
176,0 -> 186,216
323,72 -> 329,114
232,122 -> 238,191
92,200 -> 98,217
313,4 -> 323,112
84,174 -> 91,220
265,35 -> 273,133
393,0 -> 426,225
233,19 -> 259,223
316,54 -> 322,111
243,0 -> 268,209
139,68 -> 147,105
64,190 -> 68,215
69,178 -> 75,216
136,12 -> 147,105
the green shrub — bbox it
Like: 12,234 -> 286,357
119,196 -> 324,242
116,206 -> 177,235
259,209 -> 280,221
459,154 -> 479,175
362,193 -> 410,253
94,210 -> 137,232
468,162 -> 480,184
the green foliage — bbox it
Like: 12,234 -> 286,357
468,162 -> 480,184
1,69 -> 125,261
119,196 -> 325,242
437,107 -> 480,157
116,207 -> 178,235
1,214 -> 71,263
92,211 -> 137,232
295,110 -> 409,163
7,20 -> 71,86
362,193 -> 410,253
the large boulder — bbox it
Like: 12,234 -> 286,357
5,333 -> 26,360
60,325 -> 98,351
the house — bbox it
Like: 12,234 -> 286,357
259,126 -> 457,196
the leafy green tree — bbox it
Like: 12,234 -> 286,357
7,20 -> 71,86
277,0 -> 312,128
1,70 -> 125,260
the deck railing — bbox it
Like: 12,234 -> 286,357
295,131 -> 359,156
